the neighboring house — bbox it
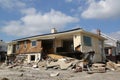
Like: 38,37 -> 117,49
101,33 -> 120,62
7,28 -> 106,63
0,40 -> 7,61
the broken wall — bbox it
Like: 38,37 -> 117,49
7,44 -> 13,55
73,34 -> 82,50
27,53 -> 41,63
77,33 -> 104,62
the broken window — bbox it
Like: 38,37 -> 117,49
63,40 -> 74,52
42,40 -> 54,54
31,41 -> 37,47
83,36 -> 92,46
105,48 -> 109,56
30,55 -> 35,61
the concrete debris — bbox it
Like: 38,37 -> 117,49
59,61 -> 72,70
2,53 -> 120,77
92,63 -> 105,67
32,64 -> 38,68
7,64 -> 18,68
48,54 -> 64,59
106,61 -> 120,71
50,72 -> 59,77
58,58 -> 73,70
106,61 -> 117,71
38,61 -> 46,67
92,67 -> 106,73
87,63 -> 106,73
46,57 -> 83,70
46,60 -> 59,68
87,66 -> 106,74
1,78 -> 9,80
19,69 -> 25,72
73,65 -> 83,73
19,73 -> 24,77
116,64 -> 120,71
0,63 -> 7,68
72,60 -> 84,73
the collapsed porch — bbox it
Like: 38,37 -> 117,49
41,34 -> 75,58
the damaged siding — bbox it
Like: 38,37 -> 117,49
7,44 -> 13,55
15,40 -> 42,54
81,33 -> 103,62
73,34 -> 82,50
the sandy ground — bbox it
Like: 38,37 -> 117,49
0,66 -> 120,80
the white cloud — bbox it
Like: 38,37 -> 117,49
81,0 -> 120,19
1,9 -> 79,36
21,8 -> 37,15
0,0 -> 26,9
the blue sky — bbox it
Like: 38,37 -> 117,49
0,0 -> 120,42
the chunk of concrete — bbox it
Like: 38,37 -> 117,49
116,64 -> 120,71
1,78 -> 9,80
92,63 -> 105,67
32,65 -> 38,68
59,61 -> 72,70
50,72 -> 59,77
46,61 -> 59,68
19,73 -> 24,77
73,65 -> 83,73
38,61 -> 46,67
92,67 -> 106,73
46,58 -> 72,69
106,61 -> 117,71
48,54 -> 64,59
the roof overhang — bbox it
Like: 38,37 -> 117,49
13,29 -> 83,41
80,30 -> 106,40
12,28 -> 106,42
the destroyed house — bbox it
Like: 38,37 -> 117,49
7,28 -> 106,63
101,33 -> 120,62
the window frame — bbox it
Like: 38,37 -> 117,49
83,36 -> 92,46
31,40 -> 37,47
30,55 -> 35,61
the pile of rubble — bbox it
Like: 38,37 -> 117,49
1,54 -> 120,75
46,57 -> 83,71
38,54 -> 120,74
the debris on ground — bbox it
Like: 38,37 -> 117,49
50,72 -> 60,77
32,64 -> 38,68
106,61 -> 118,71
46,57 -> 84,71
19,73 -> 24,77
1,53 -> 120,79
48,54 -> 64,59
91,63 -> 106,73
1,78 -> 9,80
